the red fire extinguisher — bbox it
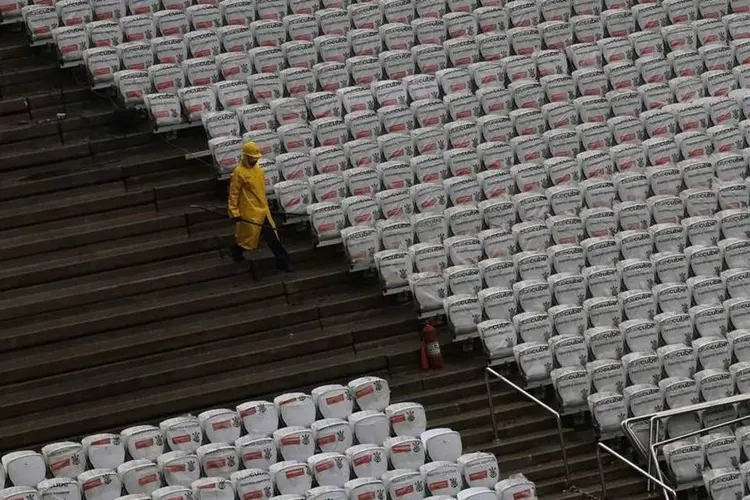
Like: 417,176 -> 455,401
422,323 -> 444,370
419,338 -> 430,372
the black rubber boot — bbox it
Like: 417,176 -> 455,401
277,262 -> 293,272
229,244 -> 245,263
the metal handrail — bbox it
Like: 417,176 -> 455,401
649,415 -> 750,500
484,367 -> 571,486
596,443 -> 677,500
620,393 -> 750,496
621,394 -> 750,458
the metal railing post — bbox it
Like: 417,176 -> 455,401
596,445 -> 607,500
485,367 -> 499,440
485,367 -> 570,487
597,443 -> 677,500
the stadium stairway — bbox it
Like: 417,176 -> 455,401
0,28 -> 657,500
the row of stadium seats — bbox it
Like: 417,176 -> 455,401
0,377 -> 538,500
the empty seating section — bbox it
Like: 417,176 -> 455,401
0,376 -> 540,500
8,0 -> 750,495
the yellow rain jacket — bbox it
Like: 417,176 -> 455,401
228,164 -> 276,250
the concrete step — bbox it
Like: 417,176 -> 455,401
464,427 -> 584,455
427,398 -> 548,431
494,435 -> 596,472
0,254 -> 256,320
0,174 -> 215,232
0,234 -> 339,319
0,125 -> 157,173
0,82 -> 92,111
549,476 -> 652,500
0,61 -> 59,92
0,207 -> 206,261
0,302 -> 417,419
0,251 -> 230,318
392,378 -> 498,408
0,189 -> 222,254
386,360 -> 487,396
390,361 -> 484,385
0,53 -> 68,92
0,263 -> 371,371
604,493 -> 660,500
513,452 -> 605,484
0,119 -> 204,175
535,463 -> 634,497
0,272 -> 278,350
0,135 -> 93,172
0,227 -> 231,292
0,95 -> 29,117
0,98 -> 117,146
0,142 -> 192,201
0,185 -> 159,230
466,413 -> 560,441
0,159 -> 208,215
0,28 -> 38,61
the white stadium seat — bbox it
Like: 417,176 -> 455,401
116,460 -> 162,495
0,487 -> 41,500
156,451 -> 200,487
41,443 -> 86,479
38,478 -> 83,500
151,486 -> 190,500
78,469 -> 122,500
2,452 -> 46,488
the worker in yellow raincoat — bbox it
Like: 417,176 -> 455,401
228,142 -> 292,271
